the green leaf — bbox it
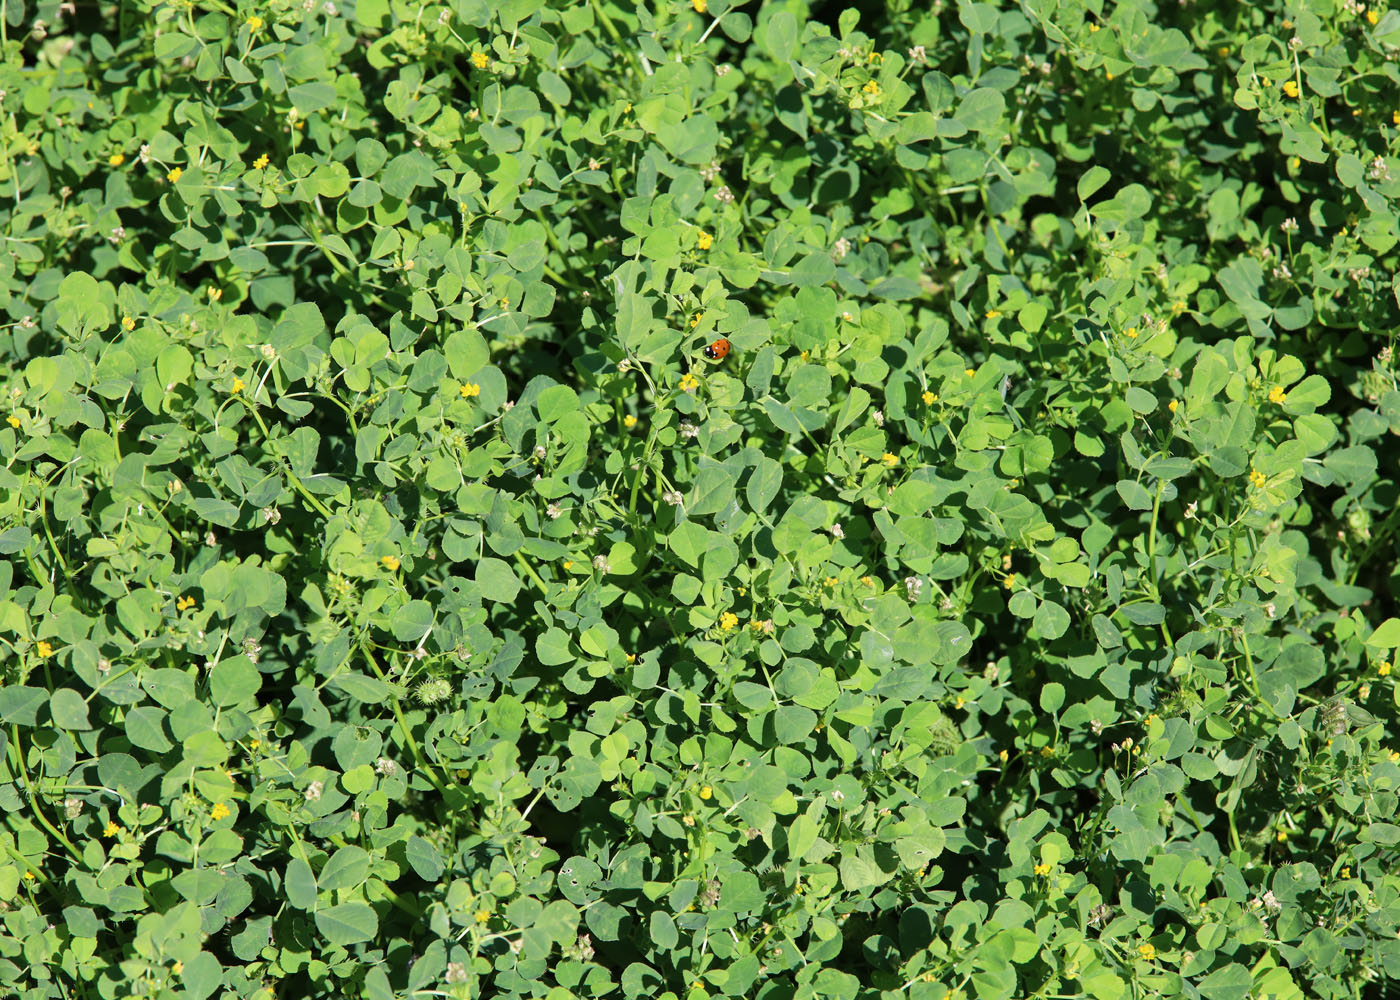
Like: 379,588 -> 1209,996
49,688 -> 91,730
285,858 -> 318,910
314,902 -> 378,946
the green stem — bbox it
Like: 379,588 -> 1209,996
358,642 -> 448,796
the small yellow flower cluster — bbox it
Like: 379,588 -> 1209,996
1282,80 -> 1300,98
1003,574 -> 1016,590
381,555 -> 400,571
1368,9 -> 1381,24
689,312 -> 703,328
176,595 -> 196,611
680,373 -> 700,392
474,909 -> 490,924
109,153 -> 125,167
964,367 -> 976,377
460,382 -> 480,398
252,153 -> 270,170
122,315 -> 136,331
36,640 -> 53,657
1168,400 -> 1179,413
210,802 -> 230,820
1138,943 -> 1155,961
1033,863 -> 1051,876
207,287 -> 222,301
472,52 -> 490,70
1249,468 -> 1267,489
623,414 -> 638,429
696,231 -> 713,251
231,377 -> 246,394
881,452 -> 898,467
6,415 -> 19,428
699,785 -> 712,800
719,611 -> 739,631
862,80 -> 880,96
998,749 -> 1009,761
104,821 -> 122,837
248,15 -> 263,31
922,390 -> 936,404
1268,385 -> 1287,404
985,309 -> 1001,318
1379,661 -> 1392,676
693,0 -> 707,11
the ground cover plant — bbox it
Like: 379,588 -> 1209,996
3,0 -> 1400,997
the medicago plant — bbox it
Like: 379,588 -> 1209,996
1,0 -> 1399,999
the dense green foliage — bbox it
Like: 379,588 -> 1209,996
4,0 -> 1400,998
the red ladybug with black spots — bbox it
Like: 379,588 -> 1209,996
703,338 -> 731,361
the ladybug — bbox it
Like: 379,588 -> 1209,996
703,338 -> 731,361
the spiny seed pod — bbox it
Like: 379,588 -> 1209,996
416,678 -> 452,705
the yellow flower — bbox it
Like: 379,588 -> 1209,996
1040,745 -> 1053,758
719,611 -> 739,631
861,576 -> 874,587
1276,829 -> 1289,842
690,312 -> 703,328
207,287 -> 222,302
680,372 -> 700,392
1268,385 -> 1287,404
472,52 -> 490,69
696,231 -> 713,250
247,15 -> 263,31
863,80 -> 880,96
1394,111 -> 1400,126
623,414 -> 638,429
922,390 -> 936,404
1389,750 -> 1400,762
1368,9 -> 1380,24
626,653 -> 636,663
825,576 -> 838,587
1282,80 -> 1300,98
210,802 -> 230,820
172,961 -> 183,975
6,415 -> 18,428
460,382 -> 481,398
121,315 -> 135,331
167,166 -> 183,183
985,309 -> 1001,318
1138,943 -> 1155,961
23,871 -> 35,882
1033,863 -> 1051,876
36,641 -> 53,658
1089,23 -> 1099,32
381,555 -> 400,571
474,909 -> 490,924
1380,662 -> 1392,676
999,749 -> 1009,761
104,821 -> 122,837
563,560 -> 573,571
1003,574 -> 1016,590
881,452 -> 898,467
1341,866 -> 1352,878
109,153 -> 125,167
176,595 -> 196,611
1249,468 -> 1267,488
693,0 -> 707,11
964,367 -> 975,377
1168,400 -> 1179,413
955,696 -> 965,709
252,153 -> 270,170
231,378 -> 246,393
1171,300 -> 1186,314
250,739 -> 262,751
699,785 -> 712,799
682,814 -> 695,826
